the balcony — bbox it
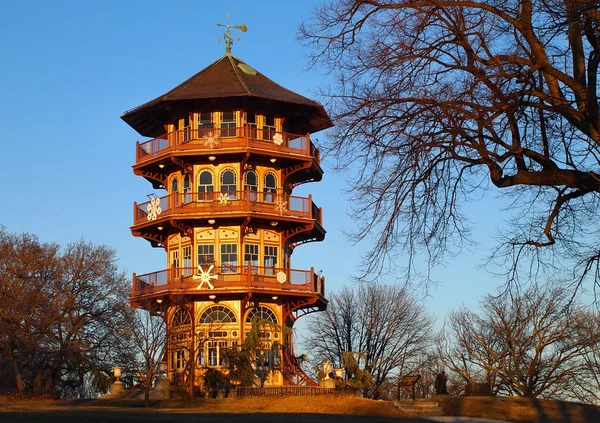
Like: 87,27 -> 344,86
135,126 -> 320,165
133,191 -> 323,227
131,265 -> 325,299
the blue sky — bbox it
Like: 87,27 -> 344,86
0,0 -> 505,328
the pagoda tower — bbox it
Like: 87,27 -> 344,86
122,33 -> 332,389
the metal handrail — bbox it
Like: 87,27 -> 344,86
133,191 -> 321,226
135,126 -> 318,163
131,264 -> 325,297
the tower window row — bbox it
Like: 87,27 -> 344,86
176,111 -> 282,141
170,169 -> 279,200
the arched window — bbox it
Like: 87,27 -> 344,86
199,305 -> 237,324
172,308 -> 191,327
246,306 -> 278,325
220,168 -> 237,198
183,174 -> 191,203
171,177 -> 180,206
264,172 -> 277,202
198,170 -> 214,201
244,170 -> 258,200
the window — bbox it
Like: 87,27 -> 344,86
183,246 -> 191,276
197,112 -> 213,137
208,341 -> 218,366
263,115 -> 276,140
244,170 -> 258,200
264,246 -> 278,275
221,244 -> 238,272
197,244 -> 215,266
171,349 -> 187,371
199,305 -> 237,324
198,170 -> 214,201
244,111 -> 258,138
183,115 -> 192,142
264,172 -> 277,202
246,306 -> 278,325
171,177 -> 180,206
220,111 -> 236,137
171,249 -> 180,269
172,308 -> 191,327
220,168 -> 237,198
183,174 -> 191,203
245,244 -> 259,272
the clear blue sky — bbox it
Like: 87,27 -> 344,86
0,0 -> 505,327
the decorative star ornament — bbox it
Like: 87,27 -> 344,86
193,264 -> 218,289
218,192 -> 231,206
276,271 -> 287,284
274,197 -> 287,215
203,131 -> 220,149
273,133 -> 283,146
146,197 -> 162,221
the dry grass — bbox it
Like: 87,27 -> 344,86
96,395 -> 406,417
3,394 -> 600,423
430,396 -> 600,423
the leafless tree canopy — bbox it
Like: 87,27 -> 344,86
438,285 -> 600,399
303,283 -> 434,399
300,0 -> 600,291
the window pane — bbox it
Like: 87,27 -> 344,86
221,244 -> 238,272
197,244 -> 215,265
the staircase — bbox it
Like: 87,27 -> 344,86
394,400 -> 444,417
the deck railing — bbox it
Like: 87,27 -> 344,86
133,191 -> 321,226
131,265 -> 325,297
135,126 -> 319,163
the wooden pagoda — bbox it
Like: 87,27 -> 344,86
122,39 -> 332,389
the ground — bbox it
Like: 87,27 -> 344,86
0,395 -> 599,423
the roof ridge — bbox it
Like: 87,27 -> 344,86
227,54 -> 251,95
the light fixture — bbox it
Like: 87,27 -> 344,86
157,226 -> 163,231
271,221 -> 278,226
208,219 -> 216,225
272,296 -> 278,300
158,164 -> 165,169
209,294 -> 216,300
270,158 -> 277,163
209,156 -> 216,161
156,298 -> 163,304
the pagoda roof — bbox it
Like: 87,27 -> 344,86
122,54 -> 333,137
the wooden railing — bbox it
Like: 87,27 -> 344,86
132,265 -> 325,298
236,386 -> 356,397
133,191 -> 322,226
135,126 -> 319,163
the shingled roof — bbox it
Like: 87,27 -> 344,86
121,54 -> 333,137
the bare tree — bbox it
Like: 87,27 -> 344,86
304,282 -> 434,398
438,285 -> 598,399
300,0 -> 600,292
125,308 -> 167,406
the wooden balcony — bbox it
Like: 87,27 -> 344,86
133,191 -> 323,227
135,126 -> 320,165
131,265 -> 325,299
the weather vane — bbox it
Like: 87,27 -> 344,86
217,14 -> 248,54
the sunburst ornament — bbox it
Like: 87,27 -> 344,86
193,264 -> 218,289
146,197 -> 162,221
203,131 -> 220,149
218,192 -> 231,206
273,133 -> 283,146
274,197 -> 287,215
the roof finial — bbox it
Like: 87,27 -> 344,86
217,14 -> 248,54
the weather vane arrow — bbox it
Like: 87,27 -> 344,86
217,13 -> 248,54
